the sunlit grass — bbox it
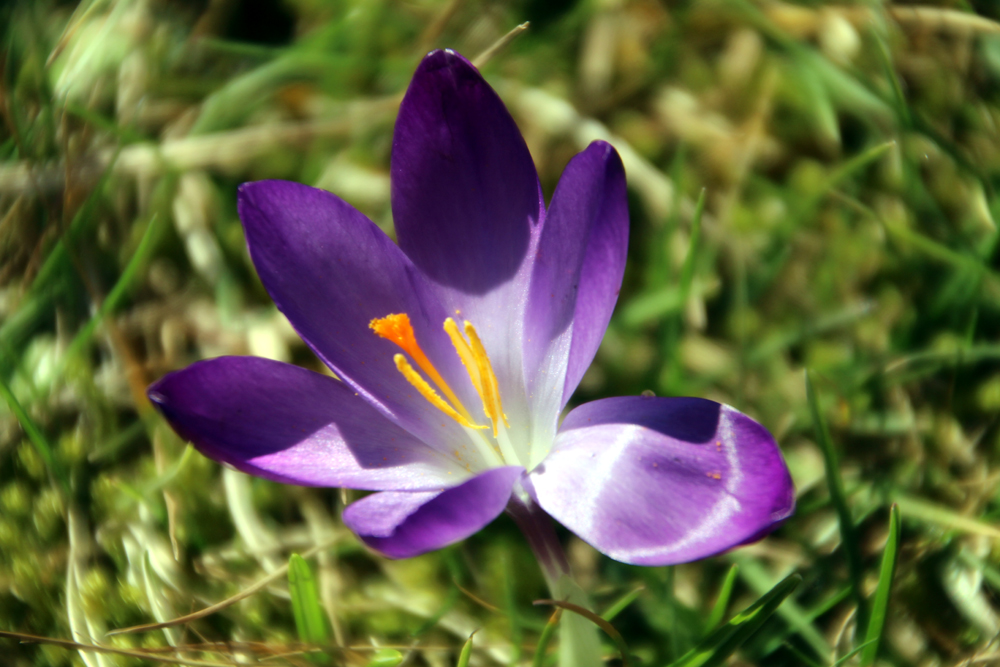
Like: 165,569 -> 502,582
2,0 -> 1000,665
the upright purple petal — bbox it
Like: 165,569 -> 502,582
343,466 -> 524,559
391,49 -> 543,295
147,357 -> 468,491
530,396 -> 794,566
523,142 -> 629,463
238,180 -> 470,451
390,50 -> 546,455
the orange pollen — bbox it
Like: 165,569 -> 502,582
370,313 -> 508,436
370,313 -> 481,428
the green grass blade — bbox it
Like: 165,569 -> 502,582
669,574 -> 801,667
457,632 -> 475,667
806,370 -> 867,630
732,555 -> 828,657
0,375 -> 69,495
836,640 -> 877,666
601,586 -> 645,622
288,553 -> 329,654
759,585 -> 851,657
781,642 -> 825,667
704,565 -> 739,634
860,504 -> 900,666
63,213 -> 163,365
532,609 -> 562,667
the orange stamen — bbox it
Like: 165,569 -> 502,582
444,317 -> 509,437
391,355 -> 484,430
370,313 -> 478,426
463,321 -> 509,436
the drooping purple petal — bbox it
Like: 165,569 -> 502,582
147,356 -> 468,491
238,180 -> 471,452
523,142 -> 629,463
343,466 -> 524,559
530,396 -> 795,566
391,49 -> 543,296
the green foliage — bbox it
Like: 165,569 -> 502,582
860,504 -> 901,667
1,0 -> 998,665
288,553 -> 329,655
669,574 -> 801,667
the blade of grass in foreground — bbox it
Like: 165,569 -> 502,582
806,370 -> 867,630
532,609 -> 562,667
456,632 -> 475,667
288,553 -> 329,654
704,564 -> 739,634
668,573 -> 801,667
860,504 -> 901,667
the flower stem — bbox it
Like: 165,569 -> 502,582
506,493 -> 569,588
506,492 -> 602,667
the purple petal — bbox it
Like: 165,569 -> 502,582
238,180 -> 471,450
530,396 -> 795,566
343,466 -> 523,559
147,357 -> 468,490
389,50 -> 545,457
391,49 -> 543,295
523,142 -> 629,459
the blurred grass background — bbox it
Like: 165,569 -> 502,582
2,0 -> 1000,665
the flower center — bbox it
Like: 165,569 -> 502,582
370,313 -> 517,467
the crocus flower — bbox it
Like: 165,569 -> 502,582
148,50 -> 794,574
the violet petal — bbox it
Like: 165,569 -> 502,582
390,50 -> 545,448
343,465 -> 523,558
523,141 -> 629,460
530,396 -> 795,566
148,356 -> 468,490
391,49 -> 543,295
238,180 -> 469,450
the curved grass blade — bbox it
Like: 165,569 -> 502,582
860,504 -> 900,667
669,573 -> 801,667
534,600 -> 627,667
704,565 -> 739,634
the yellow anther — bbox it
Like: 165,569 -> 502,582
444,317 -> 481,390
392,355 -> 485,430
372,313 -> 508,440
444,317 -> 509,437
464,321 -> 510,435
371,313 -> 476,424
